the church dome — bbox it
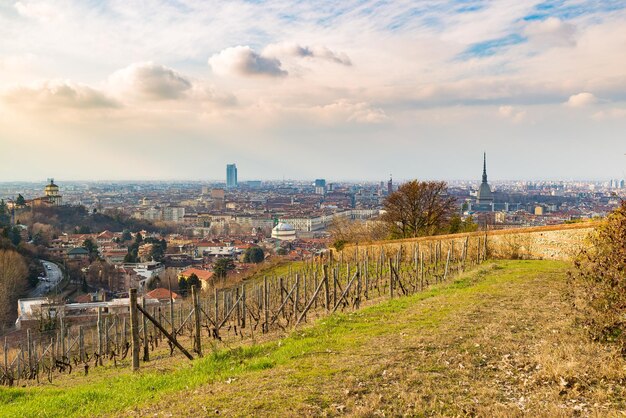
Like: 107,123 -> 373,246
477,182 -> 493,202
272,222 -> 296,241
273,222 -> 294,232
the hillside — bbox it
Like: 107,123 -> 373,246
1,260 -> 625,417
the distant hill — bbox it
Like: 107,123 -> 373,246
19,205 -> 162,234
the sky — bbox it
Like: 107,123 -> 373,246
0,0 -> 625,182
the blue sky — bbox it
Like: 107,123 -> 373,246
0,0 -> 625,181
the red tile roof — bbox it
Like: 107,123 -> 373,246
179,268 -> 214,281
146,288 -> 180,300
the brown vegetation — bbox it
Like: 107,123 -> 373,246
0,249 -> 28,331
570,200 -> 626,353
382,180 -> 456,238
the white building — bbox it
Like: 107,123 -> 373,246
271,222 -> 296,241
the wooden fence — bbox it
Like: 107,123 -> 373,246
1,234 -> 488,385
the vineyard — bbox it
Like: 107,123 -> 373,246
1,234 -> 489,385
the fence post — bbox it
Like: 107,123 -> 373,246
104,316 -> 109,356
241,284 -> 246,329
168,276 -> 175,338
192,285 -> 202,357
389,259 -> 394,298
96,308 -> 102,363
142,296 -> 149,362
263,277 -> 269,333
293,274 -> 300,322
79,326 -> 85,363
323,265 -> 330,311
60,316 -> 66,360
3,336 -> 8,377
27,329 -> 32,376
129,288 -> 140,371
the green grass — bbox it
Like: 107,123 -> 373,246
0,260 -> 569,417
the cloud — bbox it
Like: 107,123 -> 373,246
188,84 -> 238,107
524,17 -> 577,48
209,46 -> 287,77
108,62 -> 192,100
498,105 -> 526,123
314,100 -> 389,124
2,80 -> 118,110
263,43 -> 352,66
14,0 -> 62,23
565,92 -> 597,108
592,107 -> 626,120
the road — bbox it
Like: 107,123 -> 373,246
29,260 -> 63,298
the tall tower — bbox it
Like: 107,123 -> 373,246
226,164 -> 238,188
387,174 -> 393,195
477,153 -> 493,205
482,152 -> 488,184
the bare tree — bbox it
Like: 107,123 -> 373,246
382,180 -> 456,238
0,249 -> 28,330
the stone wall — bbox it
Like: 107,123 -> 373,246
342,222 -> 599,262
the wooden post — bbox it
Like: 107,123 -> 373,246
279,277 -> 285,319
389,258 -> 394,298
443,248 -> 451,282
142,296 -> 149,362
113,315 -> 118,352
323,265 -> 330,311
104,316 -> 109,356
192,285 -> 202,357
214,287 -> 219,331
60,316 -> 66,360
27,329 -> 32,375
79,326 -> 85,363
122,316 -> 127,346
235,287 -> 241,327
483,232 -> 488,261
293,274 -> 300,322
3,337 -> 8,377
333,268 -> 337,307
241,284 -> 246,329
129,288 -> 140,371
263,277 -> 269,333
96,308 -> 102,361
168,276 -> 175,338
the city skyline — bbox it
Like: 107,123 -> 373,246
1,1 -> 626,181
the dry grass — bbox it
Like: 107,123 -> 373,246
3,260 -> 625,417
123,260 -> 626,417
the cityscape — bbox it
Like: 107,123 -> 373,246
1,0 -> 626,416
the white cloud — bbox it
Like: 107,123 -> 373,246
565,92 -> 597,108
263,43 -> 352,66
2,80 -> 118,110
314,100 -> 389,124
14,0 -> 62,23
524,17 -> 577,48
498,105 -> 526,123
592,107 -> 626,120
209,46 -> 287,77
108,62 -> 192,100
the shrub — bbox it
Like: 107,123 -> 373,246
570,201 -> 626,353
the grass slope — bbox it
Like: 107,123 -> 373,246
2,260 -> 625,417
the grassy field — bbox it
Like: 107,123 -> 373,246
1,260 -> 625,417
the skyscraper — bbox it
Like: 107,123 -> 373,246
226,164 -> 238,188
314,179 -> 326,195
